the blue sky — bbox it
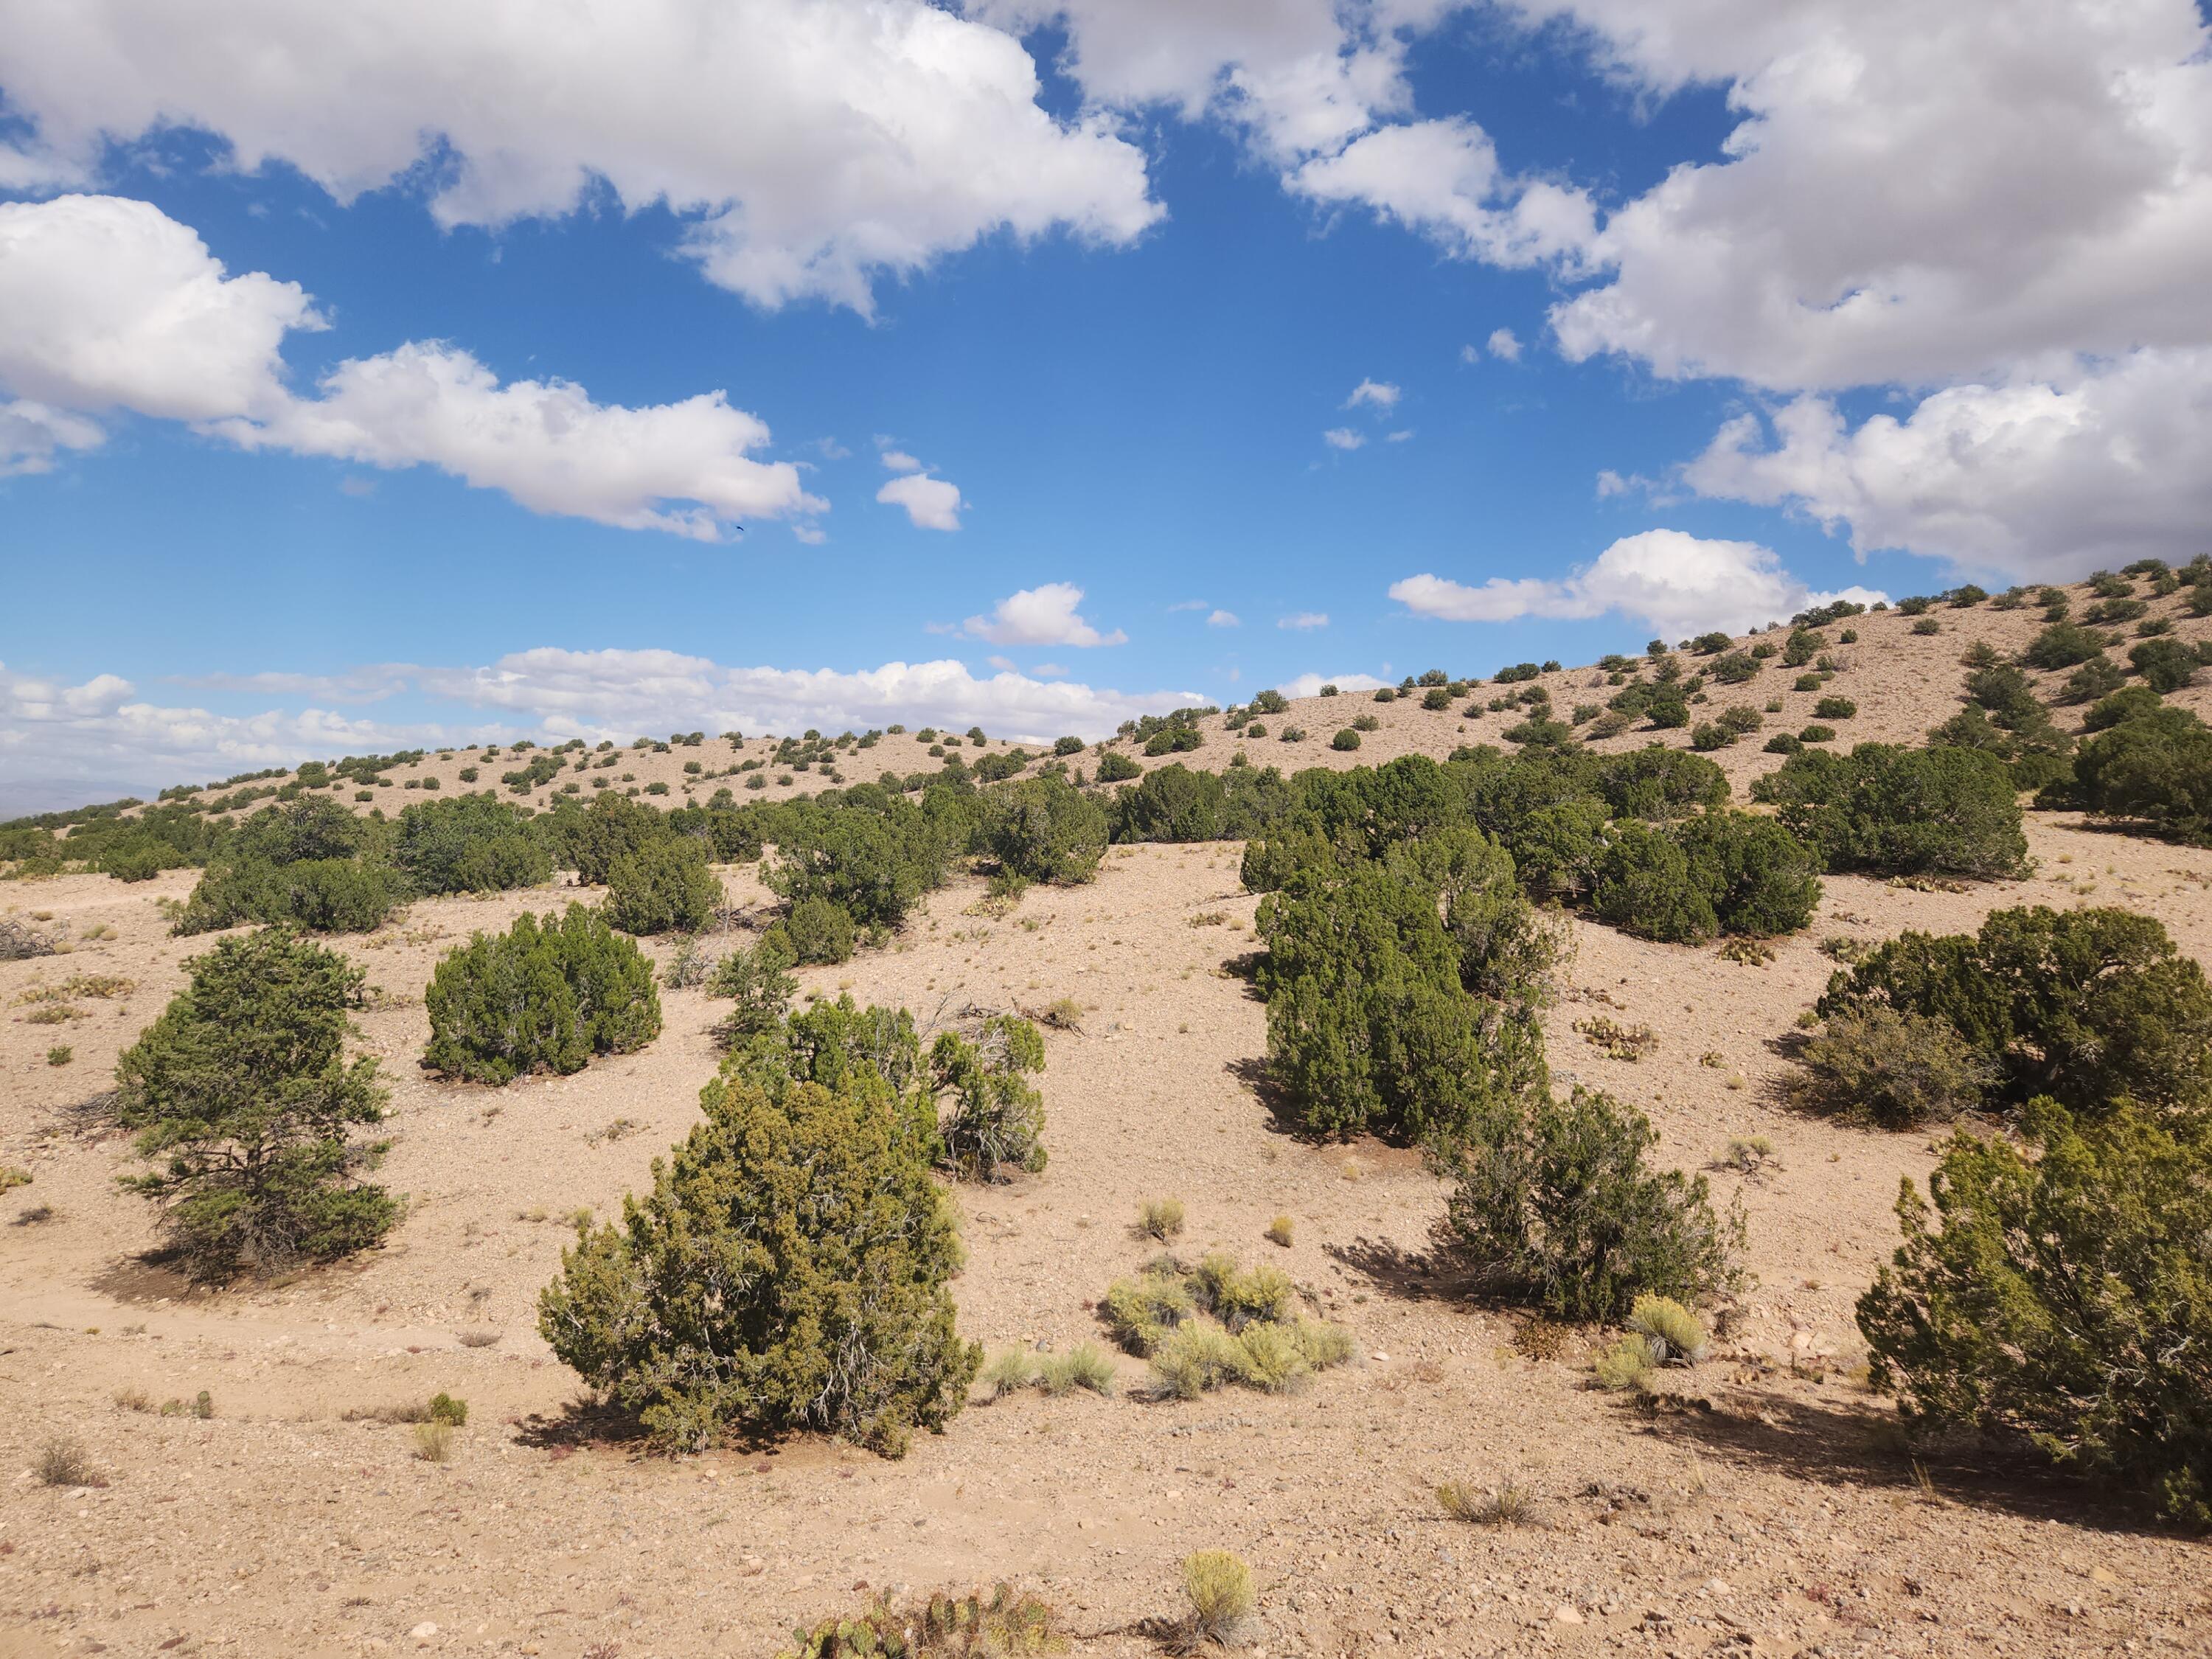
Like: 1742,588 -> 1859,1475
3,1 -> 2208,810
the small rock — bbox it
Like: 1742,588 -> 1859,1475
1554,1605 -> 1583,1625
407,1621 -> 438,1646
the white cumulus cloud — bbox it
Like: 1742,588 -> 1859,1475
1523,0 -> 2212,392
1279,671 -> 1388,698
0,0 -> 1161,313
961,582 -> 1127,647
877,470 -> 967,532
1323,428 -> 1366,451
1278,612 -> 1329,630
0,195 -> 818,536
1486,327 -> 1523,362
1389,529 -> 1885,639
1682,350 -> 2212,580
1206,609 -> 1241,627
1345,378 -> 1400,409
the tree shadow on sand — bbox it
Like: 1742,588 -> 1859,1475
1325,1230 -> 1486,1304
1624,1384 -> 2177,1537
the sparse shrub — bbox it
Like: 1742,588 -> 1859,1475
422,905 -> 662,1083
606,838 -> 720,935
412,1422 -> 453,1462
1912,617 -> 1942,635
1431,1087 -> 1739,1321
981,1349 -> 1036,1399
1859,1101 -> 2212,1526
1437,1478 -> 1537,1526
776,1583 -> 1067,1659
1625,1294 -> 1708,1363
931,1015 -> 1048,1180
1787,1006 -> 1992,1129
1813,696 -> 1857,720
428,1391 -> 467,1425
1797,723 -> 1837,743
35,1437 -> 95,1486
1095,751 -> 1142,783
706,936 -> 798,1046
1265,1214 -> 1293,1247
1037,1343 -> 1116,1397
538,1059 -> 979,1455
1592,1337 -> 1655,1391
1138,1197 -> 1185,1242
1107,1254 -> 1349,1399
46,1043 -> 71,1065
116,928 -> 394,1281
1179,1551 -> 1256,1648
1331,728 -> 1361,751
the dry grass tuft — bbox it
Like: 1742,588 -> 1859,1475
1438,1477 -> 1540,1527
1137,1197 -> 1186,1242
35,1437 -> 97,1487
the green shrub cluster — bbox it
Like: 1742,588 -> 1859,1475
538,1054 -> 978,1456
394,794 -> 552,894
1859,1100 -> 2212,1526
727,993 -> 1050,1183
1751,744 -> 2027,879
1108,761 -> 1293,844
173,799 -> 406,935
607,838 -> 722,935
1810,906 -> 2212,1120
1254,841 -> 1551,1142
1590,812 -> 1821,945
1430,1086 -> 1741,1321
116,928 -> 395,1280
984,776 -> 1107,885
422,905 -> 663,1084
2062,702 -> 2212,844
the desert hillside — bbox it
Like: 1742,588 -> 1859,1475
5,575 -> 2212,1659
117,582 -> 2212,823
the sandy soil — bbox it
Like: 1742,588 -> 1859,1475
7,585 -> 2212,1658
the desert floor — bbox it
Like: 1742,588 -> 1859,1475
5,803 -> 2212,1658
